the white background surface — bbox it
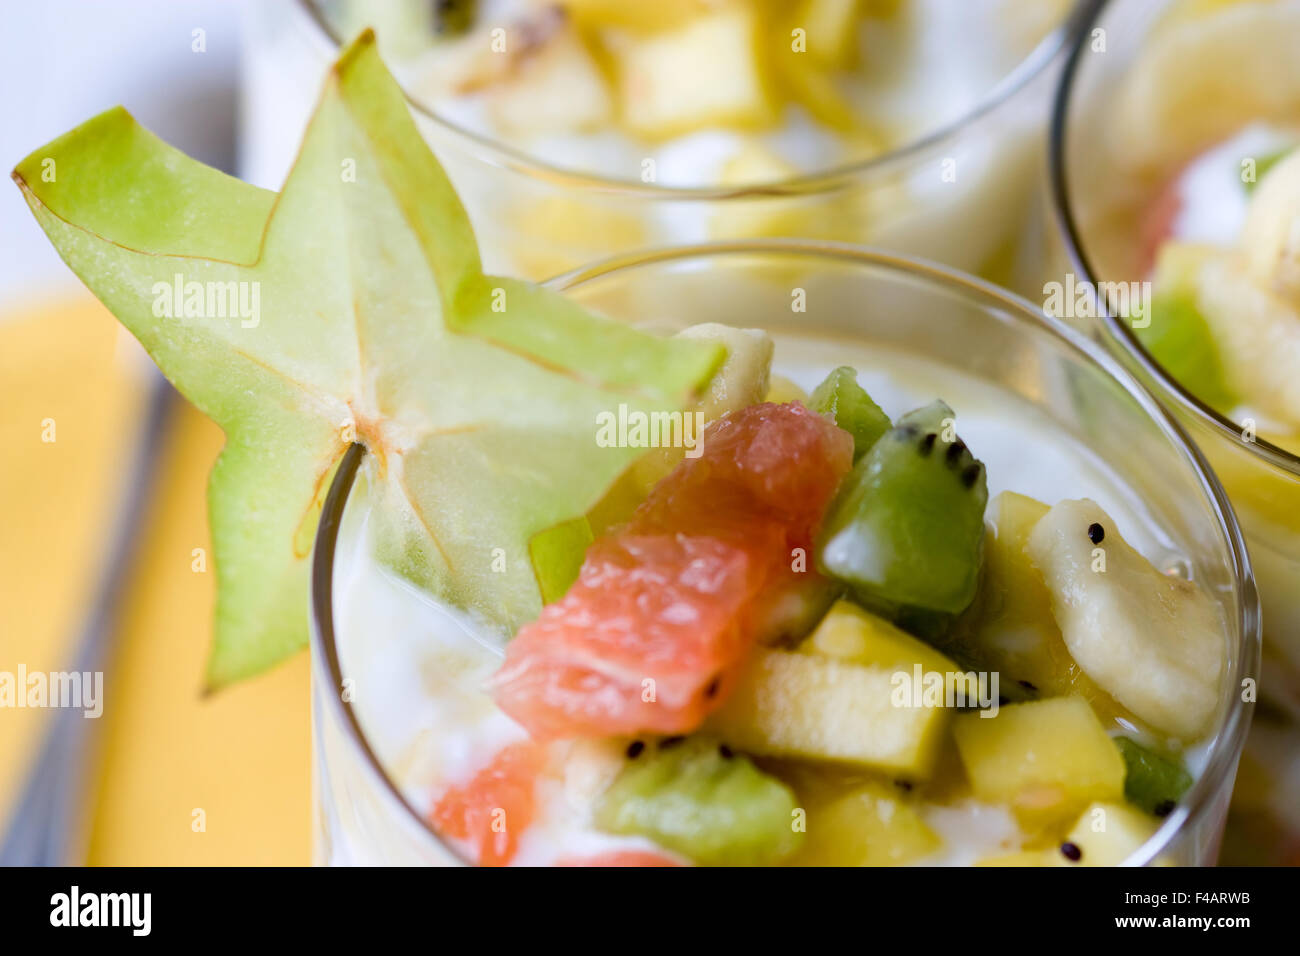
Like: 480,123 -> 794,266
0,0 -> 244,306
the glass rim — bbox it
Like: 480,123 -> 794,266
294,0 -> 1083,198
1047,0 -> 1300,477
310,239 -> 1261,868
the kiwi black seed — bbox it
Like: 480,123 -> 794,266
1087,522 -> 1105,544
960,463 -> 982,488
1060,842 -> 1083,862
920,433 -> 937,455
659,735 -> 686,750
945,440 -> 967,463
626,740 -> 645,759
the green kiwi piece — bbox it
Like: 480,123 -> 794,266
1115,737 -> 1193,818
807,366 -> 891,461
815,401 -> 987,617
594,736 -> 802,866
432,0 -> 477,35
1136,289 -> 1237,414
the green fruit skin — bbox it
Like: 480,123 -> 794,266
1115,737 -> 1193,816
814,401 -> 987,617
1137,290 -> 1237,414
594,737 -> 803,866
807,366 -> 891,461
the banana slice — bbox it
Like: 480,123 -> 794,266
1240,148 -> 1300,306
1114,1 -> 1300,170
1026,500 -> 1223,739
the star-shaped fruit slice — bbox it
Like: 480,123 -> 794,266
13,31 -> 722,688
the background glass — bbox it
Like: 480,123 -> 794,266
242,1 -> 1081,291
1048,0 -> 1300,710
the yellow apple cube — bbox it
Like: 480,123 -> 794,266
708,647 -> 953,778
953,697 -> 1125,825
793,780 -> 941,866
614,7 -> 777,140
1061,801 -> 1159,867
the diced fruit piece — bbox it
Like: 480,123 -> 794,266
493,534 -> 771,738
802,599 -> 973,698
1144,243 -> 1238,412
766,374 -> 809,404
1060,801 -> 1160,867
961,492 -> 1129,724
676,323 -> 774,422
614,6 -> 777,140
707,648 -> 953,778
495,404 -> 853,738
953,697 -> 1126,828
629,402 -> 853,550
816,401 -> 988,616
1115,737 -> 1193,817
1026,499 -> 1224,739
486,24 -> 612,134
1115,1 -> 1300,169
430,741 -> 543,867
556,850 -> 683,866
793,780 -> 942,866
594,737 -> 802,866
1240,147 -> 1300,307
807,366 -> 890,461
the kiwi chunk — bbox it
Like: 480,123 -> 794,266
1115,737 -> 1193,817
815,401 -> 987,617
594,736 -> 802,866
432,0 -> 477,35
807,366 -> 890,461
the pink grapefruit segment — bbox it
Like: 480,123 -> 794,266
430,741 -> 543,867
491,403 -> 852,739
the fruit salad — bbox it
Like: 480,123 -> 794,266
335,326 -> 1229,867
15,31 -> 1242,868
245,0 -> 1072,281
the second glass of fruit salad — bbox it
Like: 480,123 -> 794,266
311,241 -> 1259,867
244,0 -> 1078,287
1049,0 -> 1300,710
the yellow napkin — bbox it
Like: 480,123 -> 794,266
0,298 -> 310,865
